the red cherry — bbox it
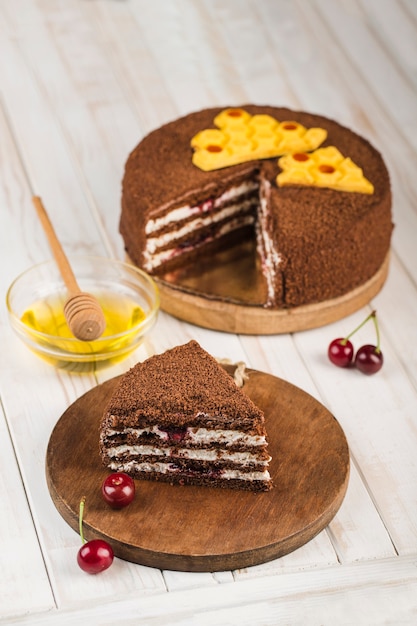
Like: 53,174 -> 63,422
328,338 -> 354,367
77,539 -> 114,574
354,344 -> 383,375
77,497 -> 114,574
328,310 -> 384,375
101,472 -> 135,509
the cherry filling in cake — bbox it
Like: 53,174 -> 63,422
142,179 -> 259,273
159,425 -> 188,443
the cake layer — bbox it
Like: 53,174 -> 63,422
142,178 -> 259,272
102,444 -> 270,466
102,425 -> 267,448
107,459 -> 271,491
145,180 -> 259,235
141,223 -> 255,276
145,200 -> 256,252
143,209 -> 256,272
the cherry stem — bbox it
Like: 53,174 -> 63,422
79,496 -> 86,545
342,310 -> 377,344
372,311 -> 381,353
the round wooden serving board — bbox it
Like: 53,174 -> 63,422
155,249 -> 390,335
46,366 -> 350,572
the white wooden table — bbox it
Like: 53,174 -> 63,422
1,1 -> 416,624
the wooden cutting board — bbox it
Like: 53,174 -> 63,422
46,366 -> 350,572
155,249 -> 390,334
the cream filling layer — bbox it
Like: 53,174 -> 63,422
257,180 -> 282,303
145,181 -> 259,235
104,425 -> 267,447
109,460 -> 271,482
145,198 -> 256,254
106,444 -> 270,466
143,213 -> 255,270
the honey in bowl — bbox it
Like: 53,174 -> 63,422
7,256 -> 160,372
20,291 -> 146,368
21,293 -> 145,342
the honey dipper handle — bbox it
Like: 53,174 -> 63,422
32,196 -> 80,295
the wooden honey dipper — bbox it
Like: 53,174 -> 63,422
32,196 -> 106,341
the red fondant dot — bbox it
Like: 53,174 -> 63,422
206,144 -> 223,153
318,164 -> 335,173
293,153 -> 309,162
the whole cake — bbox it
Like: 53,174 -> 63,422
120,105 -> 393,308
99,341 -> 272,491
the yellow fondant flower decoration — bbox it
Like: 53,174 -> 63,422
276,146 -> 374,194
191,108 -> 327,171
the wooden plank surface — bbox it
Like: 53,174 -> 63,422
0,0 -> 416,623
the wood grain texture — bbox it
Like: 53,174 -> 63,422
46,366 -> 349,572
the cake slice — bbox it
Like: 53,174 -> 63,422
99,340 -> 272,491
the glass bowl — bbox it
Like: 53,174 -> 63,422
6,256 -> 160,372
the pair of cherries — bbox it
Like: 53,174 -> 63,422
77,473 -> 135,574
328,310 -> 383,375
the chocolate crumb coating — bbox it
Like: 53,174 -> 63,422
120,105 -> 393,308
102,340 -> 266,433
